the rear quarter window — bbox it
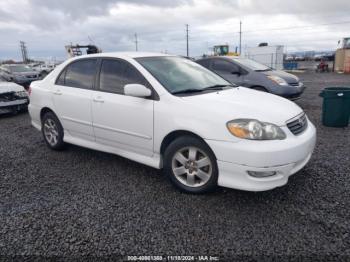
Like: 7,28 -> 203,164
56,69 -> 66,85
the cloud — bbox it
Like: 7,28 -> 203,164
0,0 -> 348,60
30,0 -> 193,19
222,0 -> 350,16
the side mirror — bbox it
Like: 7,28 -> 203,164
124,84 -> 152,98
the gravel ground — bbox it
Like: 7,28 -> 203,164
0,72 -> 349,261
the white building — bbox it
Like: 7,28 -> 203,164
245,45 -> 284,70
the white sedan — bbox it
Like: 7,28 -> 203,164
28,52 -> 316,193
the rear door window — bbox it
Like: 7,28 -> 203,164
61,59 -> 97,89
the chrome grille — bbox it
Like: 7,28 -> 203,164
286,113 -> 308,135
0,92 -> 17,102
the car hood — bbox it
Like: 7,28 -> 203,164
262,70 -> 299,84
0,81 -> 26,93
13,71 -> 38,76
180,87 -> 303,126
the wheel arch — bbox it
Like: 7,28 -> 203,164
160,130 -> 217,163
40,107 -> 57,122
250,85 -> 269,92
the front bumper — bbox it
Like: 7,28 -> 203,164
280,83 -> 306,100
205,120 -> 316,191
0,99 -> 29,114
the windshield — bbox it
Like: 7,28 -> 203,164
232,58 -> 271,71
136,56 -> 233,94
9,65 -> 32,73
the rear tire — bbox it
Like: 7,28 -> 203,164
163,136 -> 218,194
41,112 -> 65,150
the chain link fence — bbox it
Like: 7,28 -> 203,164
245,52 -> 335,71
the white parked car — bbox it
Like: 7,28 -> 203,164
28,52 -> 316,193
0,80 -> 29,114
31,63 -> 57,78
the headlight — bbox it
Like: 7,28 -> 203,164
267,75 -> 288,86
227,119 -> 286,140
16,91 -> 28,98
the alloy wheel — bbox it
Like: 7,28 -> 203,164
171,146 -> 212,187
43,118 -> 59,146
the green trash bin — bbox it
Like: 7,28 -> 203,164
319,87 -> 350,127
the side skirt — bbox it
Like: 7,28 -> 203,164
63,135 -> 161,169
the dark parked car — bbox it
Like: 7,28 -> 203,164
0,64 -> 40,88
196,57 -> 305,100
0,80 -> 29,114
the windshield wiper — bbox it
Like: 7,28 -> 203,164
202,84 -> 236,90
172,88 -> 204,95
172,84 -> 235,95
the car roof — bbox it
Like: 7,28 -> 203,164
72,52 -> 175,60
198,56 -> 244,60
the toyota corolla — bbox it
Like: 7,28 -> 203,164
28,52 -> 316,193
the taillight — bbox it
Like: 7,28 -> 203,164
28,86 -> 32,96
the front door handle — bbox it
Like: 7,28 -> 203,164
93,97 -> 104,103
53,90 -> 62,95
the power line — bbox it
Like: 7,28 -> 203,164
238,20 -> 350,34
188,20 -> 350,38
87,35 -> 95,45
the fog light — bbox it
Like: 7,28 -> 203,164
247,171 -> 277,178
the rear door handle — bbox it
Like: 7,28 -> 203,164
93,97 -> 104,103
53,90 -> 62,95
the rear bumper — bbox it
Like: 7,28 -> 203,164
28,103 -> 42,129
205,120 -> 316,191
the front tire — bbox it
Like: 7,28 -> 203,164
163,136 -> 218,194
41,112 -> 65,150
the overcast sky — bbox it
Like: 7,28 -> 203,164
0,0 -> 349,61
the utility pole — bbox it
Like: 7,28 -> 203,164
134,33 -> 138,51
186,24 -> 189,57
20,41 -> 29,64
239,21 -> 242,55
